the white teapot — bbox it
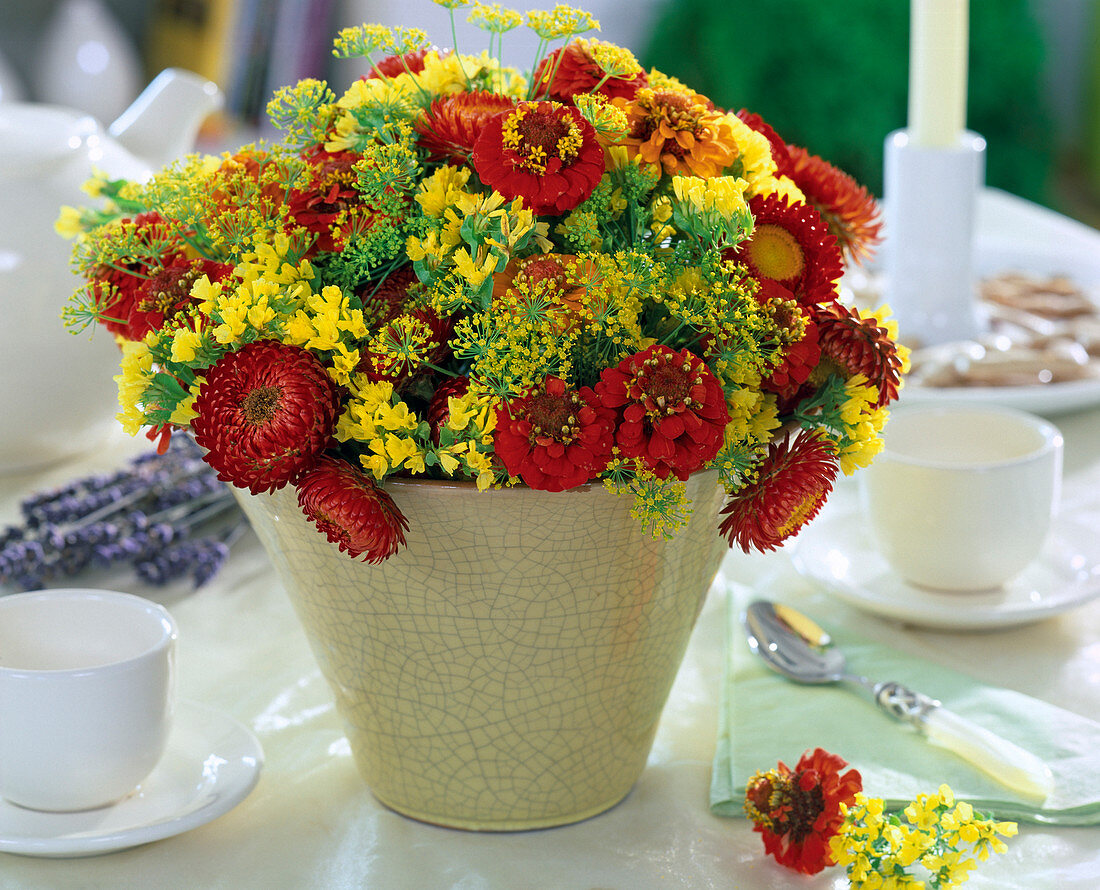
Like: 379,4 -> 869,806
0,69 -> 222,474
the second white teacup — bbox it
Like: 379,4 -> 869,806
0,589 -> 177,812
861,404 -> 1063,591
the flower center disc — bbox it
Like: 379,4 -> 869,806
242,385 -> 282,426
635,358 -> 694,417
747,224 -> 806,283
526,391 -> 577,441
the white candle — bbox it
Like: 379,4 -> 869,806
908,0 -> 969,147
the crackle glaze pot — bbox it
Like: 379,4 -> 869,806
235,471 -> 727,830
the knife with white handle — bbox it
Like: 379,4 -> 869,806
871,680 -> 1054,800
744,600 -> 1055,801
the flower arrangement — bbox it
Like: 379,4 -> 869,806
745,749 -> 1017,887
60,2 -> 906,562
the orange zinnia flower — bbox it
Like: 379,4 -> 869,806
617,88 -> 738,177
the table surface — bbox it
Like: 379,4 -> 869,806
2,190 -> 1099,889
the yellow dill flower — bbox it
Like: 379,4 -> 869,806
468,2 -> 522,33
573,92 -> 629,140
332,23 -> 393,59
645,67 -> 692,94
526,5 -> 599,39
586,39 -> 642,79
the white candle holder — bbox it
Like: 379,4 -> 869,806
882,128 -> 986,347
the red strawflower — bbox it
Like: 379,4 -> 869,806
416,91 -> 517,164
192,340 -> 341,494
735,109 -> 793,177
744,748 -> 862,875
296,456 -> 409,563
811,301 -> 904,408
472,100 -> 604,215
786,145 -> 883,266
426,375 -> 470,444
756,279 -> 821,400
494,375 -> 615,492
595,345 -> 729,481
719,430 -> 838,552
368,48 -> 434,79
727,193 -> 843,306
533,38 -> 648,102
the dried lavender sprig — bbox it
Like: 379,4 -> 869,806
18,437 -> 209,529
1,438 -> 246,591
135,518 -> 248,588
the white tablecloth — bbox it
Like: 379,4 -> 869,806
1,191 -> 1098,889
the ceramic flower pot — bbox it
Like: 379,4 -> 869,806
234,471 -> 727,830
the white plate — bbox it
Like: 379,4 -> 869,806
791,506 -> 1100,631
0,701 -> 262,858
854,239 -> 1100,417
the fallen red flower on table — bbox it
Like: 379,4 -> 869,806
743,747 -> 863,875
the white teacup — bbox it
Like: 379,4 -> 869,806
861,404 -> 1063,591
0,589 -> 177,811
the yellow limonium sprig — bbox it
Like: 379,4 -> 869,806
337,377 -> 497,487
283,284 -> 368,386
831,786 -> 1017,890
670,174 -> 753,249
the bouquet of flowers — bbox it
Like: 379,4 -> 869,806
60,2 -> 906,563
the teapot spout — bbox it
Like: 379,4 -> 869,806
108,68 -> 224,168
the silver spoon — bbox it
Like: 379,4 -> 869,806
743,600 -> 1054,800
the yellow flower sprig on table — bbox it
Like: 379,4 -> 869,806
744,750 -> 1015,887
833,786 -> 1018,890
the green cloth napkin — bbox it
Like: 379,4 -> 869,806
710,583 -> 1100,825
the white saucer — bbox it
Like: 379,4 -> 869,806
791,506 -> 1100,630
0,701 -> 262,858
